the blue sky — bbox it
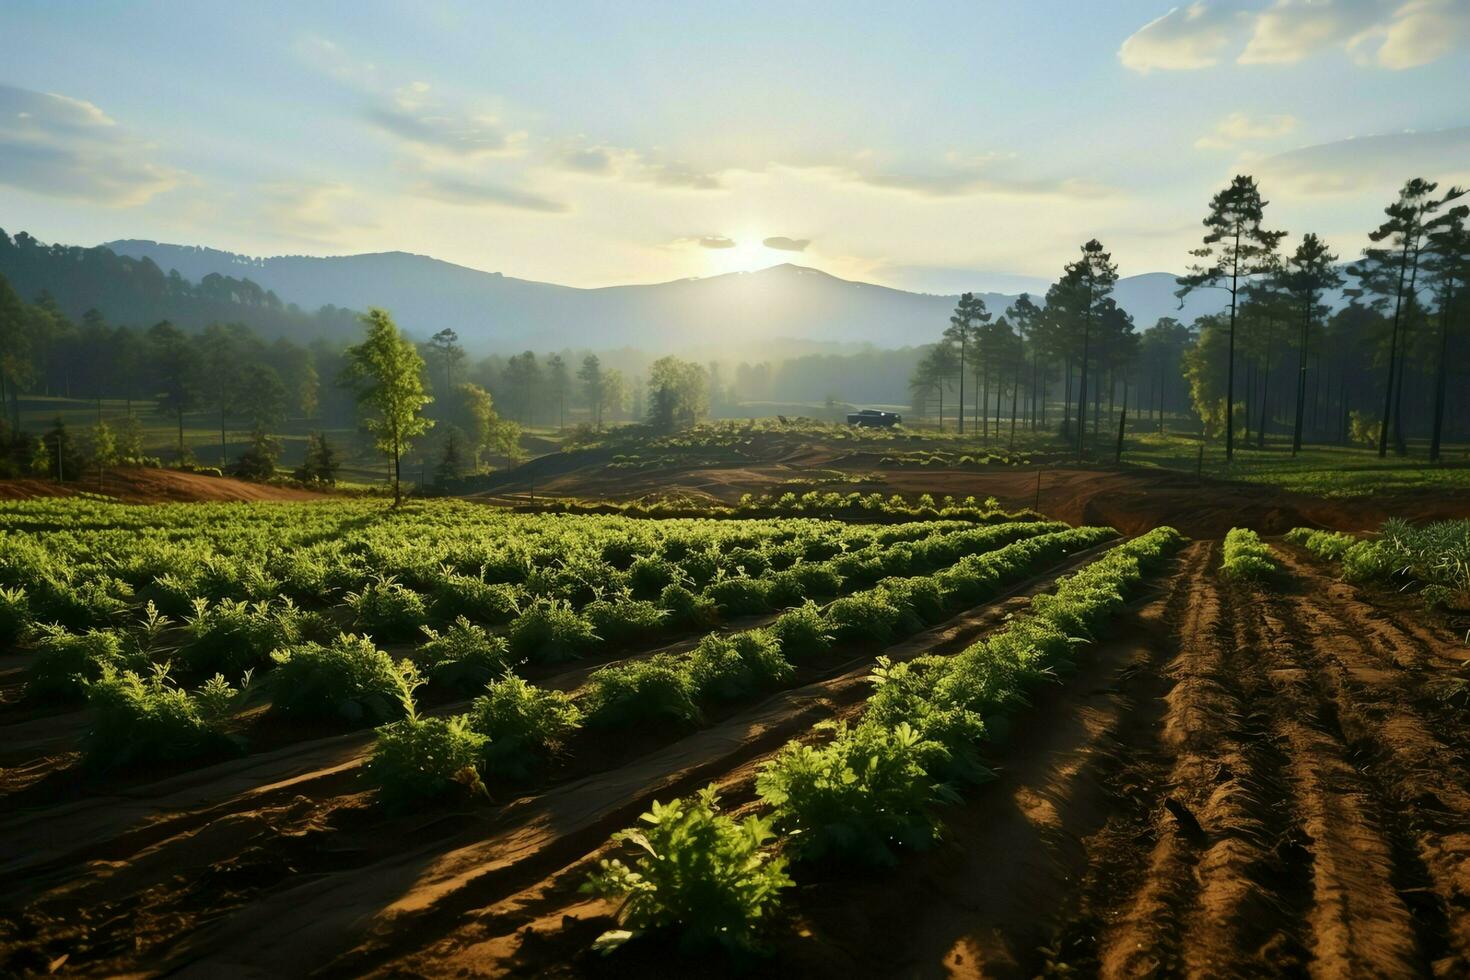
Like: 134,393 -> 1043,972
2,1 -> 1468,291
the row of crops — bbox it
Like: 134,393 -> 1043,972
580,527 -> 1187,953
0,498 -> 1116,775
1287,518 -> 1470,615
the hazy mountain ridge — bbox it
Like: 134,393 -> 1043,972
104,239 -> 1234,352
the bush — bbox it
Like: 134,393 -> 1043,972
430,573 -> 521,625
628,555 -> 679,598
584,596 -> 668,647
581,785 -> 792,954
178,597 -> 302,678
704,576 -> 772,616
421,617 -> 514,691
366,713 -> 488,809
26,626 -> 144,700
584,654 -> 701,728
657,583 -> 718,630
765,563 -> 844,605
687,629 -> 792,701
770,601 -> 832,660
0,585 -> 31,645
756,721 -> 956,865
345,575 -> 429,641
84,664 -> 246,769
826,589 -> 903,645
507,598 -> 597,663
1221,528 -> 1279,582
468,674 -> 582,780
1285,527 -> 1357,562
269,633 -> 417,724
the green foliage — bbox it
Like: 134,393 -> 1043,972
1285,526 -> 1358,562
421,617 -> 514,691
583,595 -> 668,647
84,664 -> 246,769
366,713 -> 488,809
26,625 -> 146,700
178,597 -> 302,678
468,674 -> 582,780
756,721 -> 957,865
507,597 -> 597,662
430,572 -> 520,625
0,584 -> 30,645
687,629 -> 793,701
656,582 -> 718,630
1221,527 -> 1279,582
770,601 -> 832,660
340,307 -> 435,503
582,785 -> 792,954
269,633 -> 417,724
345,575 -> 429,641
704,575 -> 772,616
584,653 -> 701,728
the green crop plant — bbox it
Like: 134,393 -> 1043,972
269,633 -> 418,724
84,663 -> 249,769
582,785 -> 793,954
469,674 -> 583,780
1221,528 -> 1280,582
420,617 -> 514,691
178,597 -> 303,678
345,575 -> 430,641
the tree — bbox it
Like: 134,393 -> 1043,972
1424,203 -> 1470,462
1347,178 -> 1465,457
235,362 -> 288,433
453,382 -> 523,464
1005,294 -> 1043,434
908,342 -> 958,429
546,353 -> 570,430
601,368 -> 628,423
1177,175 -> 1287,462
426,328 -> 465,396
296,432 -> 341,484
1280,234 -> 1343,455
197,323 -> 247,467
646,357 -> 708,431
1060,239 -> 1119,456
578,355 -> 606,428
1138,318 -> 1193,433
235,429 -> 282,481
148,320 -> 199,462
435,427 -> 468,486
943,293 -> 988,434
0,272 -> 30,433
503,351 -> 542,426
87,418 -> 117,492
340,308 -> 435,505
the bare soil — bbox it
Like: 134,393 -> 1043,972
0,467 -> 325,503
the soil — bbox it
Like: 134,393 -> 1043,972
3,533 -> 1469,977
472,447 -> 1470,539
0,467 -> 325,503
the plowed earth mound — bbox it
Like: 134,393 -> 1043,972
0,468 -> 324,503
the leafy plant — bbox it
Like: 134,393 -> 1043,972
83,663 -> 247,768
770,601 -> 832,660
687,629 -> 792,701
366,712 -> 488,809
584,596 -> 668,647
507,597 -> 597,662
178,597 -> 302,678
581,785 -> 792,954
468,673 -> 582,779
26,625 -> 144,700
1221,527 -> 1279,582
345,574 -> 429,641
0,585 -> 31,645
421,617 -> 514,691
583,653 -> 701,728
269,633 -> 417,724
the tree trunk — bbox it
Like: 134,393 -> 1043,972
1009,349 -> 1021,451
957,341 -> 966,436
1292,296 -> 1312,455
177,409 -> 186,462
1115,377 -> 1128,463
1257,342 -> 1271,450
1430,280 -> 1455,462
1076,297 -> 1092,458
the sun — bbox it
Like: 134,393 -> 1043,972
704,236 -> 788,276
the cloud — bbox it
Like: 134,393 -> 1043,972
552,140 -> 723,190
763,236 -> 810,252
1254,125 -> 1470,195
1119,3 -> 1241,71
696,235 -> 736,249
1195,111 -> 1299,149
843,168 -> 1115,201
367,84 -> 519,157
1120,0 -> 1470,71
409,172 -> 568,212
0,84 -> 185,206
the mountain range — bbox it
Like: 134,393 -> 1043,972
104,239 -> 1233,353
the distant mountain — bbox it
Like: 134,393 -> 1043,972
104,239 -> 1233,352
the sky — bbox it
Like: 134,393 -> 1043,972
2,0 -> 1469,294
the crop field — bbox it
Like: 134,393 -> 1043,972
2,492 -> 1470,976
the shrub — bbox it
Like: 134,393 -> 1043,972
269,633 -> 417,724
704,576 -> 772,616
584,596 -> 668,647
366,713 -> 488,809
770,601 -> 832,660
628,555 -> 679,598
584,654 -> 701,728
765,563 -> 844,605
507,598 -> 597,663
430,573 -> 521,625
26,626 -> 144,700
421,617 -> 514,691
468,674 -> 582,780
581,785 -> 792,954
657,583 -> 718,630
178,597 -> 302,678
1221,528 -> 1279,582
756,721 -> 956,865
84,664 -> 246,768
345,575 -> 429,641
826,589 -> 902,645
1284,527 -> 1357,562
687,629 -> 792,702
0,585 -> 30,645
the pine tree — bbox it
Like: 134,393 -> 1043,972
1059,240 -> 1119,457
942,293 -> 988,435
1178,175 -> 1286,462
1423,202 -> 1470,463
1280,234 -> 1343,455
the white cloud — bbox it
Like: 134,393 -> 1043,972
1254,126 -> 1470,195
551,140 -> 723,190
366,83 -> 521,158
1195,111 -> 1299,149
1119,3 -> 1242,71
409,171 -> 568,212
695,235 -> 736,249
0,84 -> 186,206
1121,0 -> 1470,71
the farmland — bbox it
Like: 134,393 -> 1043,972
0,475 -> 1466,978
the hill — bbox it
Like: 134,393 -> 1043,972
104,240 -> 1234,352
